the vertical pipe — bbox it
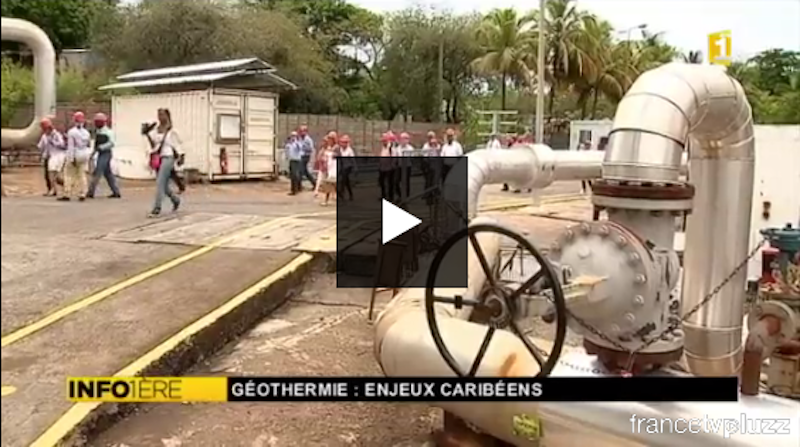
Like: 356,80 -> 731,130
535,0 -> 545,143
1,18 -> 57,147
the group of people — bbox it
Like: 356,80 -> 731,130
284,126 -> 464,206
37,107 -> 186,218
485,132 -> 536,193
37,112 -> 120,201
284,126 -> 356,206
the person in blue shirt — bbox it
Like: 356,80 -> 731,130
297,125 -> 316,190
86,113 -> 121,199
285,131 -> 303,195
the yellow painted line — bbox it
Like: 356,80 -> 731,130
1,214 -> 305,349
1,385 -> 16,397
30,253 -> 314,447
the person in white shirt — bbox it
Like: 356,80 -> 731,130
377,132 -> 396,201
37,117 -> 66,199
486,134 -> 502,150
337,134 -> 356,200
64,111 -> 92,201
421,131 -> 439,157
395,132 -> 415,198
146,108 -> 183,217
440,128 -> 463,181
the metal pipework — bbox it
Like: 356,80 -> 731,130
465,145 -> 604,219
1,18 -> 57,148
604,63 -> 755,377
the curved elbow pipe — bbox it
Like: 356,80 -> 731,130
605,63 -> 755,376
1,18 -> 57,148
465,144 -> 604,219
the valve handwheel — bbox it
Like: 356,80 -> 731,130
425,224 -> 568,377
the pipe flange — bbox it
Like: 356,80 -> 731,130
592,194 -> 693,212
748,300 -> 797,343
592,180 -> 695,200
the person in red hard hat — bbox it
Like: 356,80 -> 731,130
337,134 -> 356,200
316,131 -> 339,205
87,112 -> 122,199
37,117 -> 66,198
63,111 -> 92,201
378,131 -> 396,201
395,132 -> 415,198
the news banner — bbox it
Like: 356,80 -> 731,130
67,377 -> 739,402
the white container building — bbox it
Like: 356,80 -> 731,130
99,58 -> 297,181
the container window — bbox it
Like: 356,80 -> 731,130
217,114 -> 241,142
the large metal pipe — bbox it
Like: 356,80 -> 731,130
604,63 -> 755,376
1,18 -> 57,148
465,145 -> 604,219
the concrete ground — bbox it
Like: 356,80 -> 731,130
91,198 -> 591,447
1,166 -> 582,446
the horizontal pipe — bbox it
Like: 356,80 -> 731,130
464,145 -> 603,219
1,18 -> 56,148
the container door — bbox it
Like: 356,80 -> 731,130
211,94 -> 244,177
243,95 -> 276,176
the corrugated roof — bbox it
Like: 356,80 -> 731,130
99,69 -> 299,91
116,58 -> 274,81
99,71 -> 246,90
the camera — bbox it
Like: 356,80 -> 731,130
141,122 -> 157,135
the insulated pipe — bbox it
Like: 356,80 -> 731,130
604,63 -> 755,377
1,18 -> 57,148
465,145 -> 604,219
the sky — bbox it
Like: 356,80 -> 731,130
350,0 -> 800,60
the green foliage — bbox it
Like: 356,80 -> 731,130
1,0 -> 797,127
1,59 -> 36,127
0,59 -> 113,126
1,0 -> 116,53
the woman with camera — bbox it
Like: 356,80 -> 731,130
143,108 -> 183,217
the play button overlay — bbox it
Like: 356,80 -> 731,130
382,200 -> 422,244
335,155 -> 468,289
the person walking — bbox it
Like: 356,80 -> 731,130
579,140 -> 592,194
64,111 -> 92,201
285,131 -> 302,195
145,108 -> 182,217
314,132 -> 336,198
297,125 -> 316,190
395,132 -> 415,198
37,117 -> 66,199
318,140 -> 339,206
86,113 -> 121,199
337,134 -> 356,201
378,132 -> 396,202
440,128 -> 463,182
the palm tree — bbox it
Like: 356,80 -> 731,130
531,0 -> 594,117
472,8 -> 535,109
682,50 -> 703,64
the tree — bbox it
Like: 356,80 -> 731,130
472,9 -> 535,110
682,51 -> 703,64
1,0 -> 115,54
749,49 -> 800,94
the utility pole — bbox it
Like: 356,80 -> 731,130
535,0 -> 546,144
438,34 -> 444,123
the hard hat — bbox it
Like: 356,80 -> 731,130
94,113 -> 108,123
40,117 -> 53,129
73,111 -> 85,123
339,134 -> 351,143
445,128 -> 456,136
426,131 -> 436,138
399,132 -> 410,140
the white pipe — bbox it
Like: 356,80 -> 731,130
465,145 -> 603,219
604,63 -> 755,377
1,18 -> 57,147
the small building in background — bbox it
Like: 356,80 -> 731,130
99,58 -> 297,181
58,49 -> 104,72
